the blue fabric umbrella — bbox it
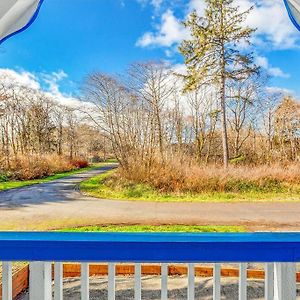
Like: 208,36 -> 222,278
284,0 -> 300,31
0,0 -> 44,45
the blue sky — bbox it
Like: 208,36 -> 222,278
0,0 -> 300,99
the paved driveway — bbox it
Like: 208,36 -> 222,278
1,165 -> 300,231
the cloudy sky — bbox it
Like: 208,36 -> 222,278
0,0 -> 300,102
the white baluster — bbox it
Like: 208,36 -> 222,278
2,262 -> 12,300
54,262 -> 63,300
29,262 -> 52,300
274,263 -> 296,300
161,263 -> 168,300
108,263 -> 116,300
135,263 -> 142,300
239,263 -> 247,300
188,263 -> 195,300
213,263 -> 221,300
265,263 -> 274,300
81,263 -> 89,300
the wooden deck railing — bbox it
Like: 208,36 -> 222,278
1,232 -> 300,299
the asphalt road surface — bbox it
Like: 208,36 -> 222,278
1,165 -> 300,231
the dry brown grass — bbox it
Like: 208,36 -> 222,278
0,154 -> 88,181
115,159 -> 300,193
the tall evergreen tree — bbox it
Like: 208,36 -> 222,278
179,0 -> 258,167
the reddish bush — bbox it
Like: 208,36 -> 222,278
70,158 -> 89,169
0,155 -> 89,181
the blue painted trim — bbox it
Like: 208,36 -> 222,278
284,0 -> 300,31
0,0 -> 45,45
0,232 -> 300,262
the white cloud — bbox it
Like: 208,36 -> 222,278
0,69 -> 40,90
255,56 -> 290,78
266,86 -> 294,95
151,0 -> 163,10
172,63 -> 187,75
136,9 -> 189,47
137,0 -> 300,50
42,70 -> 68,95
137,0 -> 163,10
188,0 -> 206,14
240,0 -> 300,49
0,68 -> 93,110
45,90 -> 87,110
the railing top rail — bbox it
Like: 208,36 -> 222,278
1,232 -> 300,262
1,232 -> 300,242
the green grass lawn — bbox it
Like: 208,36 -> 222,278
62,224 -> 246,233
0,163 -> 112,191
80,171 -> 300,203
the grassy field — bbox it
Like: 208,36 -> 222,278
62,224 -> 246,233
0,163 -> 111,191
80,170 -> 300,203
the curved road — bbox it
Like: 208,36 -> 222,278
0,164 -> 300,231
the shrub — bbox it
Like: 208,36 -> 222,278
0,155 -> 89,181
115,159 -> 300,194
0,173 -> 9,182
70,158 -> 89,169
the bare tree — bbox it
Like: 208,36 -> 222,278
227,74 -> 262,158
127,62 -> 175,162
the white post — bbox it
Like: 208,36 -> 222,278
274,263 -> 296,300
108,263 -> 116,300
29,262 -> 52,300
265,263 -> 274,300
161,263 -> 168,300
187,263 -> 195,300
239,263 -> 247,300
135,263 -> 142,300
81,263 -> 89,300
2,262 -> 12,300
54,262 -> 63,300
213,263 -> 221,300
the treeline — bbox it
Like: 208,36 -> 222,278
83,62 -> 300,171
2,0 -> 299,184
83,0 -> 300,173
0,81 -> 108,180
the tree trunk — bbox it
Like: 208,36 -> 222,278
220,4 -> 229,168
234,130 -> 240,157
155,107 -> 164,163
220,52 -> 229,167
220,78 -> 229,167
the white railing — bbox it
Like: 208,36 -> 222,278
1,232 -> 299,300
